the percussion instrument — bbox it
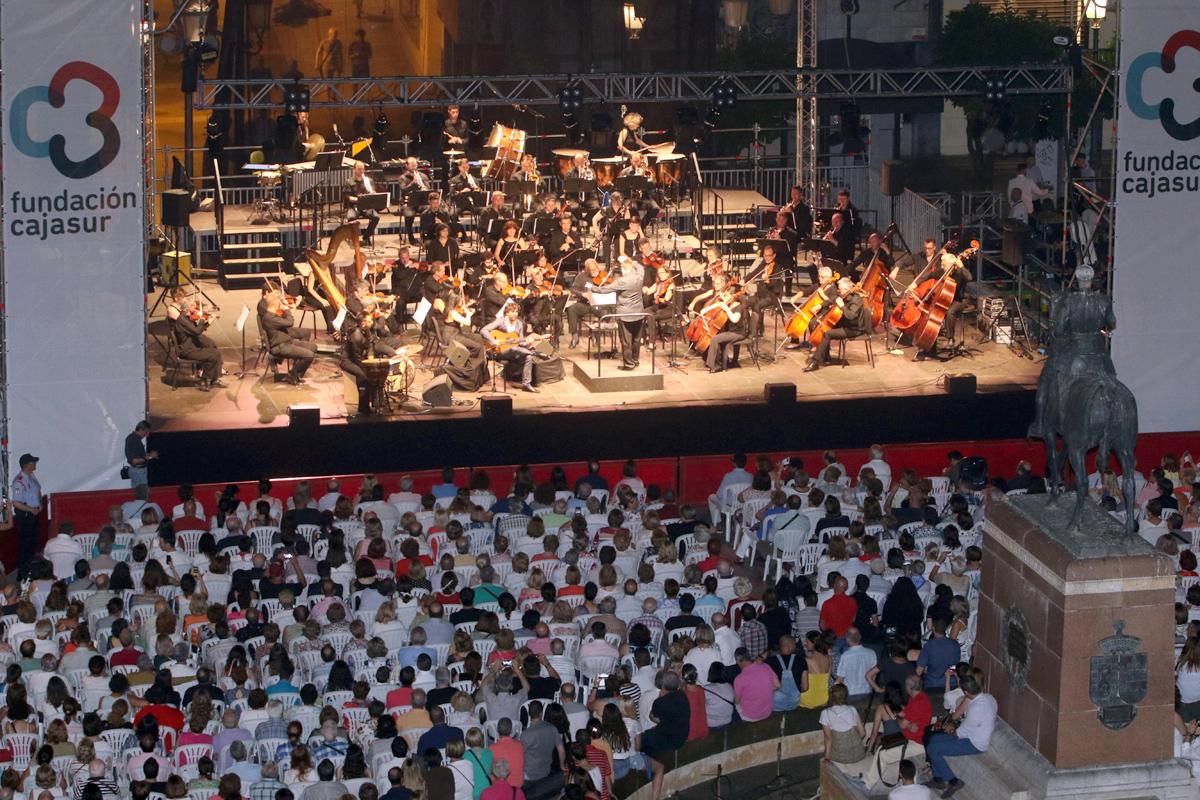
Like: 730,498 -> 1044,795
642,141 -> 677,155
483,124 -> 527,181
443,149 -> 466,159
384,355 -> 415,395
552,148 -> 590,178
256,170 -> 281,187
303,133 -> 326,161
593,156 -> 623,189
361,357 -> 391,413
350,138 -> 373,159
652,153 -> 685,186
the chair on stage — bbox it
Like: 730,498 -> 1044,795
162,327 -> 205,390
835,333 -> 876,368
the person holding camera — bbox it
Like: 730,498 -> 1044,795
123,420 -> 158,490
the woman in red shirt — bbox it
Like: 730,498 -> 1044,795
680,664 -> 709,743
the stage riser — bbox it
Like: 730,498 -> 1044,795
572,362 -> 665,393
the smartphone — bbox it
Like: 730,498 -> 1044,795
595,674 -> 611,698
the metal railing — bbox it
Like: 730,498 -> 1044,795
891,190 -> 947,253
962,191 -> 1005,225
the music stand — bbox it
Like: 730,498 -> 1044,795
315,150 -> 347,170
563,178 -> 597,195
757,237 -> 792,258
615,176 -> 652,196
531,216 -> 556,238
357,193 -> 389,212
505,179 -> 537,200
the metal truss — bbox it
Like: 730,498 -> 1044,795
795,0 -> 818,204
195,65 -> 1072,110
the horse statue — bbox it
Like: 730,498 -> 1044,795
1029,266 -> 1139,538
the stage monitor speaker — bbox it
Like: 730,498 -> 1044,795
881,160 -> 906,197
421,376 -> 453,408
161,251 -> 191,284
288,404 -> 320,430
959,456 -> 989,490
481,395 -> 512,418
764,382 -> 797,405
161,189 -> 191,228
945,373 -> 977,395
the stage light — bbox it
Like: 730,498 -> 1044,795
983,74 -> 1006,104
558,82 -> 584,113
284,83 -> 310,114
1051,26 -> 1074,48
710,79 -> 737,110
623,3 -> 644,39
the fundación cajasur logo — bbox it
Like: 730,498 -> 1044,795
1127,30 -> 1200,141
9,60 -> 121,180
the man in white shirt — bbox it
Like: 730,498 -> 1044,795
121,485 -> 164,524
835,628 -> 877,698
707,453 -> 753,527
863,444 -> 892,490
924,675 -> 997,796
630,651 -> 659,729
1006,162 -> 1048,218
317,479 -> 344,512
44,522 -> 84,580
387,475 -> 422,509
889,759 -> 931,799
711,613 -> 740,665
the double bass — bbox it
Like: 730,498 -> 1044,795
858,223 -> 897,328
785,272 -> 839,340
890,237 -> 961,332
908,241 -> 980,351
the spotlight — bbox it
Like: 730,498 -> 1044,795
710,79 -> 738,110
284,83 -> 310,114
558,82 -> 584,113
983,74 -> 1007,104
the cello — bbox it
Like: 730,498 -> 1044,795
784,272 -> 840,340
685,281 -> 749,353
908,241 -> 980,351
889,236 -> 961,333
808,284 -> 865,347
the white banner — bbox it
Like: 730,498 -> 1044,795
1,0 -> 147,491
1112,2 -> 1200,433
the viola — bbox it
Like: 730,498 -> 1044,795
653,273 -> 678,304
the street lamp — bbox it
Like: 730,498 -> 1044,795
1084,0 -> 1106,47
623,3 -> 644,39
246,0 -> 272,55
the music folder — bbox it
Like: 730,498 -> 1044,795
357,192 -> 389,211
563,178 -> 596,194
506,179 -> 537,197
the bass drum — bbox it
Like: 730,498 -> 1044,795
385,357 -> 415,395
653,153 -> 685,187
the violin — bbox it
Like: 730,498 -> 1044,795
653,273 -> 678,304
592,268 -> 614,287
705,259 -> 727,279
644,251 -> 666,270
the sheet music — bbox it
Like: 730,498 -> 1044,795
592,292 -> 617,307
413,298 -> 432,325
235,304 -> 250,333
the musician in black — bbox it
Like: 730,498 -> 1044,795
345,162 -> 380,246
341,314 -> 377,414
764,210 -> 802,292
612,215 -> 645,262
566,258 -> 604,349
420,193 -> 460,241
169,296 -> 224,390
447,158 -> 481,216
804,277 -> 870,372
638,243 -> 676,346
388,246 -> 423,330
834,189 -> 861,242
618,153 -> 661,228
426,224 -> 461,270
548,214 -> 581,263
824,211 -> 856,265
783,185 -> 813,237
592,192 -> 632,264
528,195 -> 561,248
422,263 -> 454,305
704,282 -> 748,373
284,274 -> 337,334
478,192 -> 511,247
479,272 -> 511,325
443,104 -> 469,147
851,231 -> 894,278
261,293 -> 317,384
914,252 -> 974,361
744,244 -> 785,337
397,156 -> 431,243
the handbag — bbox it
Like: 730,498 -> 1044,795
872,735 -> 909,788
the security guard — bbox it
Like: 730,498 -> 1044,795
11,453 -> 42,576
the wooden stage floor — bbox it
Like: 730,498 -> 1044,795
148,284 -> 1043,433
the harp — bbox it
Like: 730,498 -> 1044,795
305,223 -> 365,312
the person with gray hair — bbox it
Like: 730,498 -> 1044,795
299,760 -> 348,800
255,699 -> 288,741
227,740 -> 261,784
249,761 -> 285,800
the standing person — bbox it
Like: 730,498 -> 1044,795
124,421 -> 158,491
348,29 -> 372,78
587,256 -> 646,371
11,453 -> 43,577
315,28 -> 344,78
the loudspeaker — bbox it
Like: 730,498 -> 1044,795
881,160 -> 906,197
161,251 -> 191,285
161,190 -> 191,228
421,376 -> 453,408
959,456 -> 989,490
764,382 -> 797,405
945,373 -> 977,395
481,395 -> 513,418
444,340 -> 470,369
288,404 -> 320,430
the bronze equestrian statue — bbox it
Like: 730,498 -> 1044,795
1029,265 -> 1139,537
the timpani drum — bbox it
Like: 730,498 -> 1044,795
552,148 -> 589,178
592,156 -> 624,189
652,153 -> 685,187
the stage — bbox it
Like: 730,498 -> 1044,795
147,281 -> 1042,432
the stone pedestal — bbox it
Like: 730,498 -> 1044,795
976,495 -> 1177,770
